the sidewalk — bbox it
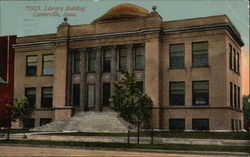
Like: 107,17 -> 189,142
2,132 -> 250,146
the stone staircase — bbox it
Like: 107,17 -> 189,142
32,110 -> 133,132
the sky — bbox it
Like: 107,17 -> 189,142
0,0 -> 249,95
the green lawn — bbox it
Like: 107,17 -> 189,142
42,131 -> 250,140
0,139 -> 249,153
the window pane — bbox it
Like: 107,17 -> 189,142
25,88 -> 36,107
136,82 -> 143,93
193,81 -> 209,105
119,48 -> 127,69
135,46 -> 144,70
230,82 -> 233,107
88,85 -> 95,107
74,52 -> 80,73
43,55 -> 54,75
170,82 -> 185,106
23,118 -> 35,128
103,49 -> 111,72
73,84 -> 80,106
192,119 -> 209,130
229,44 -> 232,69
26,56 -> 37,76
41,87 -> 53,108
234,84 -> 237,108
40,118 -> 52,126
27,56 -> 37,62
170,44 -> 184,68
88,51 -> 96,72
192,42 -> 208,67
238,86 -> 240,109
233,49 -> 236,71
169,119 -> 185,131
102,83 -> 111,106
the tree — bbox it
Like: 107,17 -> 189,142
5,97 -> 35,139
111,70 -> 153,143
243,95 -> 250,131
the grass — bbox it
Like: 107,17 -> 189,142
0,139 -> 249,153
0,129 -> 35,134
42,131 -> 250,140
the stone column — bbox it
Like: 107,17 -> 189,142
80,48 -> 87,111
95,47 -> 102,111
66,49 -> 73,106
127,44 -> 133,72
110,46 -> 117,102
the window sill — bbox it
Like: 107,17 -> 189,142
192,105 -> 209,106
168,67 -> 186,70
35,108 -> 53,110
41,74 -> 53,77
191,66 -> 210,68
26,75 -> 38,77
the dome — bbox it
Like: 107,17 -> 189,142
93,4 -> 149,23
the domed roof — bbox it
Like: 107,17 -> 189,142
93,4 -> 149,23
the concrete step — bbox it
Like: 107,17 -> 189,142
32,110 -> 134,132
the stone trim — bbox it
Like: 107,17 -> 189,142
13,23 -> 243,48
164,23 -> 244,46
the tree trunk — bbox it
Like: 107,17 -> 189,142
137,120 -> 140,144
7,126 -> 10,140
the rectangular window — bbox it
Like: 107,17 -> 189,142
239,120 -> 242,130
229,44 -> 232,70
23,118 -> 35,128
88,50 -> 96,72
102,83 -> 111,106
135,46 -> 144,70
237,52 -> 240,74
26,56 -> 37,76
235,119 -> 238,131
103,49 -> 111,72
42,54 -> 54,75
238,86 -> 240,109
40,118 -> 52,126
192,119 -> 209,130
193,81 -> 209,106
169,118 -> 185,131
73,52 -> 80,73
41,87 -> 53,108
231,119 -> 234,130
170,43 -> 184,68
234,84 -> 237,108
136,82 -> 143,93
230,82 -> 233,107
233,48 -> 236,72
87,84 -> 95,108
170,82 -> 185,106
119,47 -> 127,70
192,41 -> 208,67
73,84 -> 80,106
25,88 -> 36,107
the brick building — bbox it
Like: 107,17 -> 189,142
0,36 -> 16,127
13,4 -> 244,131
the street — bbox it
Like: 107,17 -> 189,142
0,145 -> 248,157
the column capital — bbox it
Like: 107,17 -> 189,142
126,44 -> 133,49
79,48 -> 87,53
111,45 -> 117,49
95,46 -> 102,52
